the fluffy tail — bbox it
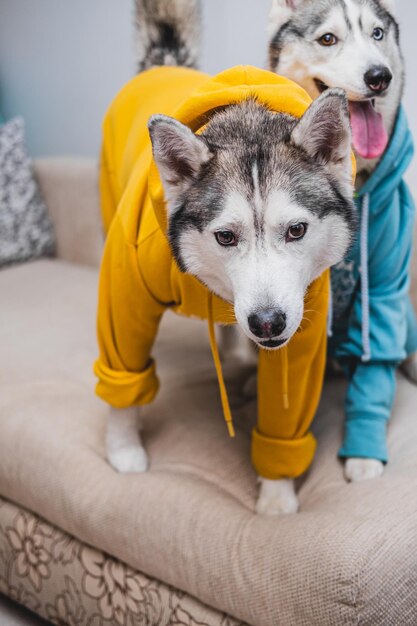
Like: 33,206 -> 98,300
135,0 -> 202,72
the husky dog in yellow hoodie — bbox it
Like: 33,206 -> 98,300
95,0 -> 356,514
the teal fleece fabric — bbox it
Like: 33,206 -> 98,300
329,106 -> 417,462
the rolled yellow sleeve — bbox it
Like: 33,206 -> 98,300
252,271 -> 330,479
252,430 -> 316,480
94,358 -> 159,408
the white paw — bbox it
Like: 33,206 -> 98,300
344,458 -> 384,482
108,445 -> 149,474
256,478 -> 299,515
400,352 -> 417,385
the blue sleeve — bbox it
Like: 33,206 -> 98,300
339,362 -> 395,461
339,183 -> 415,461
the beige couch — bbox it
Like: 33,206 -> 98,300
1,158 -> 417,626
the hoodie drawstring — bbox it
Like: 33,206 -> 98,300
207,293 -> 291,437
207,293 -> 235,438
360,193 -> 371,362
281,346 -> 289,410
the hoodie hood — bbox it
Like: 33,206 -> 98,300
357,106 -> 414,207
148,65 -> 315,235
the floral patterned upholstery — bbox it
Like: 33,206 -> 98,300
0,497 -> 246,626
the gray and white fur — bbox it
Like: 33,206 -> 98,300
268,0 -> 403,183
150,95 -> 356,348
108,0 -> 357,515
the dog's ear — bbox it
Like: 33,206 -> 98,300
268,0 -> 307,46
148,115 -> 212,211
378,0 -> 396,14
291,89 -> 353,193
269,0 -> 305,24
271,0 -> 304,9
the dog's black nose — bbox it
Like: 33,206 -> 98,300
248,310 -> 287,339
364,66 -> 392,93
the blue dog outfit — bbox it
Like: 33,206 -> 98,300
329,106 -> 417,462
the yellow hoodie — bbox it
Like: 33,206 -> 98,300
95,65 -> 330,480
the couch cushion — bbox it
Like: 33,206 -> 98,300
1,260 -> 417,626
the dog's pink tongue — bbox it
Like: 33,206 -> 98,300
349,101 -> 388,159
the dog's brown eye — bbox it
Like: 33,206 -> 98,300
319,33 -> 338,46
286,223 -> 307,242
215,230 -> 237,247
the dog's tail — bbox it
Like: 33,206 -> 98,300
135,0 -> 202,72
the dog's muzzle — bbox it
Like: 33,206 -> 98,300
248,309 -> 287,347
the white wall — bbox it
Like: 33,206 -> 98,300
0,1 -> 134,157
0,0 -> 416,170
397,2 -> 417,182
0,0 -> 271,157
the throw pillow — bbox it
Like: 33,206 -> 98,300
0,117 -> 55,268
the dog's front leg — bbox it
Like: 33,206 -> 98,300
256,478 -> 299,515
107,406 -> 148,473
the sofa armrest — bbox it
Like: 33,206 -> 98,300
34,158 -> 104,268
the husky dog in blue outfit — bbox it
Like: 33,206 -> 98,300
268,0 -> 417,482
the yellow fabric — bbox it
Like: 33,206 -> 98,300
96,65 -> 334,479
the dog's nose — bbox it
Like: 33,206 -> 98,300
248,309 -> 287,339
364,66 -> 392,93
